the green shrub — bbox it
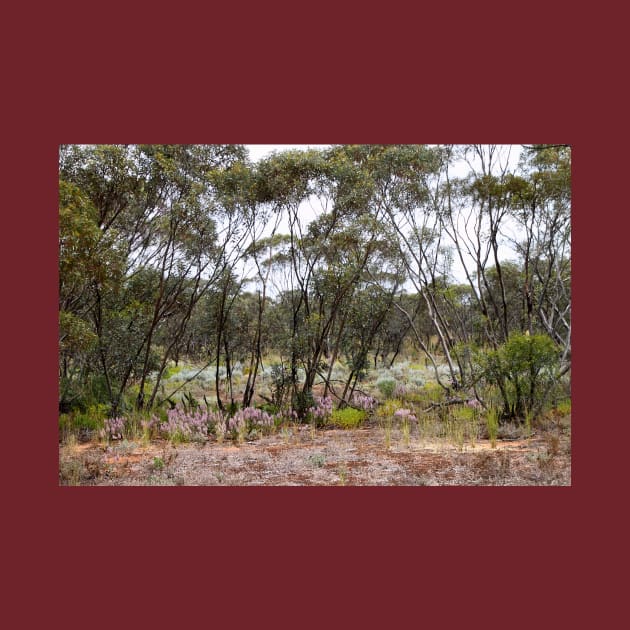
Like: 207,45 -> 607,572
309,453 -> 326,468
330,407 -> 367,429
376,376 -> 397,398
60,403 -> 109,440
478,333 -> 561,420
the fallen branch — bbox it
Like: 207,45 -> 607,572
499,432 -> 538,441
422,398 -> 480,412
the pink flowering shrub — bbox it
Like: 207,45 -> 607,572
145,406 -> 232,443
272,408 -> 299,426
161,407 -> 210,442
228,407 -> 274,437
100,416 -> 125,440
207,410 -> 226,437
308,396 -> 333,426
394,408 -> 417,423
393,383 -> 409,398
352,393 -> 377,411
141,404 -> 290,443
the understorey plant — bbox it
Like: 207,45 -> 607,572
476,333 -> 561,421
307,396 -> 333,428
352,393 -> 377,412
227,406 -> 275,442
376,376 -> 397,399
99,416 -> 126,441
160,407 -> 210,443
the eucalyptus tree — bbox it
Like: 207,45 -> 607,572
435,144 -> 571,413
240,232 -> 288,407
254,150 -> 320,409
441,144 -> 570,362
336,280 -> 401,405
59,179 -> 124,410
59,144 -> 249,415
371,292 -> 421,367
511,145 -> 571,367
347,144 -> 466,390
234,162 -> 290,408
251,147 -> 396,416
434,145 -> 525,350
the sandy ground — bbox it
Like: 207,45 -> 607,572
59,422 -> 571,486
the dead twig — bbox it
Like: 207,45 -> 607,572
422,398 -> 474,412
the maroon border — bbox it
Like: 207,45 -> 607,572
6,1 -> 617,627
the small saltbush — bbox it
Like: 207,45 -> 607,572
331,365 -> 348,381
408,369 -> 426,387
376,376 -> 397,398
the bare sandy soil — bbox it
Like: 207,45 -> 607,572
59,421 -> 571,486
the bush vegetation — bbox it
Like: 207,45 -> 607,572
59,144 -> 570,454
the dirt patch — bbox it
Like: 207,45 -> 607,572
59,424 -> 571,486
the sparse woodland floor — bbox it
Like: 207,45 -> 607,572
59,418 -> 571,486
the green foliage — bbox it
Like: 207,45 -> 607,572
555,399 -> 571,415
376,376 -> 397,398
162,364 -> 182,380
478,333 -> 560,419
330,407 -> 367,429
454,405 -> 476,421
258,402 -> 280,416
59,311 -> 97,355
59,403 -> 109,442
